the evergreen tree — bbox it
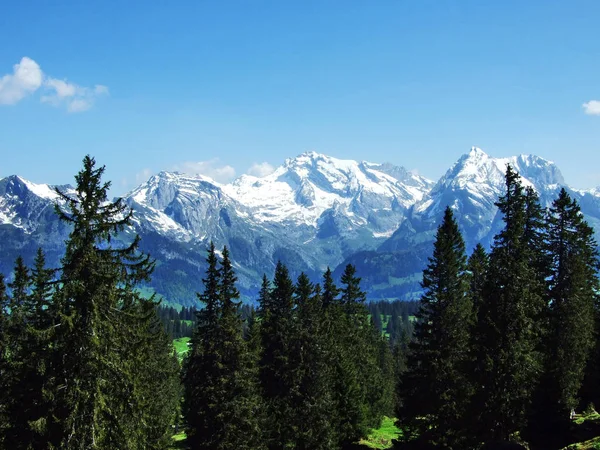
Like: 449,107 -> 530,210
7,249 -> 56,449
321,267 -> 339,309
47,155 -> 174,449
183,244 -> 263,450
472,166 -> 546,443
290,274 -> 335,449
397,206 -> 472,448
545,189 -> 599,423
183,242 -> 220,448
467,243 -> 489,320
258,261 -> 297,449
336,264 -> 383,445
374,335 -> 395,418
371,304 -> 383,333
0,273 -> 8,445
3,256 -> 35,449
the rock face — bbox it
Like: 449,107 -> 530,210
1,148 -> 599,305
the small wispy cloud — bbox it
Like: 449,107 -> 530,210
247,162 -> 275,177
0,57 -> 43,105
583,100 -> 600,116
0,56 -> 108,112
172,158 -> 236,183
41,79 -> 109,112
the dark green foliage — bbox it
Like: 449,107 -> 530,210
0,273 -> 8,445
258,261 -> 297,449
321,266 -> 339,309
156,305 -> 196,339
375,334 -> 395,418
467,243 -> 489,320
2,250 -> 57,449
330,264 -> 387,447
397,206 -> 473,448
544,189 -> 599,425
41,155 -> 177,449
472,166 -> 547,443
183,244 -> 263,450
293,273 -> 336,449
3,256 -> 42,449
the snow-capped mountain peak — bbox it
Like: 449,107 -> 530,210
220,152 -> 432,227
389,147 -> 569,255
0,175 -> 69,232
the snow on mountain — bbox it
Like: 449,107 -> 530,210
0,175 -> 64,232
127,152 -> 433,242
381,147 -> 568,253
3,147 -> 600,304
222,151 -> 432,227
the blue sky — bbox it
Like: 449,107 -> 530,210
1,0 -> 600,194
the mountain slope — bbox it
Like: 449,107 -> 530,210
1,148 -> 599,304
353,147 -> 600,299
0,152 -> 431,304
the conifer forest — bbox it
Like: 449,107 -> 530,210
3,156 -> 600,450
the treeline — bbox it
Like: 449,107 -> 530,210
396,166 -> 600,449
157,305 -> 196,338
158,304 -> 256,340
182,245 -> 399,449
159,299 -> 416,343
367,300 -> 417,345
0,157 -> 180,449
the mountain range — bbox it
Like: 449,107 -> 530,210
2,147 -> 599,306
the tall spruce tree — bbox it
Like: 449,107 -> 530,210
397,206 -> 472,448
545,189 -> 599,423
258,261 -> 297,449
183,244 -> 263,450
183,242 -> 220,448
467,243 -> 489,320
5,249 -> 56,449
3,256 -> 35,449
293,273 -> 335,450
336,264 -> 385,445
47,155 -> 174,449
0,273 -> 8,445
472,165 -> 546,443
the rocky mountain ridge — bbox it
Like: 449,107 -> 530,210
1,148 -> 598,305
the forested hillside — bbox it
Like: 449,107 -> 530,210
3,157 -> 600,450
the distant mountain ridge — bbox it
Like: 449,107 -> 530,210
1,148 -> 599,305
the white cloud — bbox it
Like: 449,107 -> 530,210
172,159 -> 236,183
0,57 -> 43,104
583,100 -> 600,116
247,162 -> 275,177
41,78 -> 109,113
0,56 -> 108,112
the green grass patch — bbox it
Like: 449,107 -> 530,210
173,337 -> 191,361
575,413 -> 600,426
172,432 -> 186,442
359,417 -> 402,449
170,431 -> 187,449
563,436 -> 600,449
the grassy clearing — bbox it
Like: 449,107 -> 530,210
173,337 -> 191,361
359,417 -> 402,449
